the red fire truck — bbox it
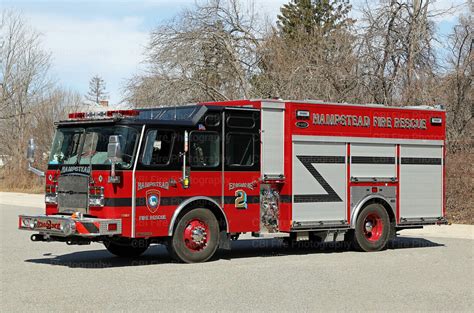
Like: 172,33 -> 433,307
19,99 -> 446,263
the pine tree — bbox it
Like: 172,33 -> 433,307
277,0 -> 352,37
85,75 -> 108,105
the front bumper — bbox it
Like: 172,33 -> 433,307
18,214 -> 122,237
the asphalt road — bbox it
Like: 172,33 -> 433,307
1,194 -> 473,312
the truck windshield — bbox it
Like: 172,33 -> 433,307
48,126 -> 138,168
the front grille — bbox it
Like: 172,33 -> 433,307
57,175 -> 89,213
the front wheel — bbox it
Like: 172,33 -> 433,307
352,203 -> 391,252
168,208 -> 219,263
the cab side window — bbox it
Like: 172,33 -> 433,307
190,131 -> 220,168
226,133 -> 255,167
142,130 -> 175,166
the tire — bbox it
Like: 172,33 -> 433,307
104,239 -> 149,257
353,203 -> 391,252
168,208 -> 219,263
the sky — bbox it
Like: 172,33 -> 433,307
2,0 -> 468,106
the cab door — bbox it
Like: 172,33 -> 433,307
134,128 -> 183,238
135,122 -> 224,238
222,109 -> 261,232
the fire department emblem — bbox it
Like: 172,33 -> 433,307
146,190 -> 161,213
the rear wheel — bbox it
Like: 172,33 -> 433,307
168,208 -> 219,263
104,239 -> 149,257
353,203 -> 391,252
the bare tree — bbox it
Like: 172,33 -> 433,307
443,14 -> 473,152
355,0 -> 444,105
85,75 -> 108,105
124,0 -> 262,107
0,11 -> 84,190
443,10 -> 473,223
0,10 -> 51,167
32,88 -> 83,159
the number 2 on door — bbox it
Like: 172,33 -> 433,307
235,190 -> 247,209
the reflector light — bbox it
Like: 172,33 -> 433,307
45,185 -> 56,193
431,117 -> 442,125
107,223 -> 117,231
371,187 -> 378,193
296,110 -> 310,119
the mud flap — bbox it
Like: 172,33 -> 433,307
218,231 -> 231,250
217,231 -> 232,261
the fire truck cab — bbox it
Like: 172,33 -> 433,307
19,99 -> 446,263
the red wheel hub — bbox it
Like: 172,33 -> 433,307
183,219 -> 209,252
363,213 -> 384,242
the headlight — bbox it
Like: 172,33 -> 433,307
89,186 -> 104,207
89,197 -> 104,207
45,194 -> 58,204
45,185 -> 57,204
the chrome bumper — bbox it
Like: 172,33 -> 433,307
18,214 -> 122,237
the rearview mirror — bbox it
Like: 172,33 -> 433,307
26,138 -> 44,177
27,138 -> 36,163
107,135 -> 122,184
107,135 -> 122,162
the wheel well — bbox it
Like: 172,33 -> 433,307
362,198 -> 395,225
172,199 -> 228,234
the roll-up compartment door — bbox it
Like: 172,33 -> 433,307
350,143 -> 396,180
292,141 -> 347,223
261,102 -> 285,178
400,145 -> 443,219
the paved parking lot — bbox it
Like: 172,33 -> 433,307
1,192 -> 473,312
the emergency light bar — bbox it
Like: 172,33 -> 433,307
68,110 -> 139,120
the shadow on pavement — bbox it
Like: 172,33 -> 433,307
386,236 -> 444,250
25,236 -> 443,269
